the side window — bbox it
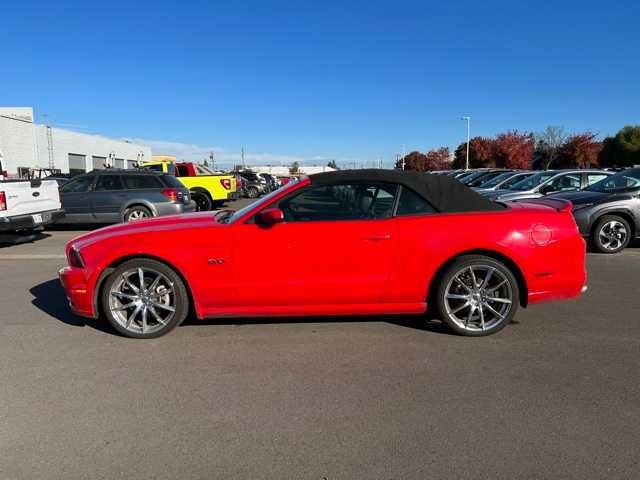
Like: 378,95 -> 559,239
396,187 -> 436,216
94,175 -> 124,191
546,174 -> 581,192
280,183 -> 398,222
176,165 -> 189,176
123,175 -> 163,190
587,174 -> 608,186
145,164 -> 164,173
61,176 -> 94,193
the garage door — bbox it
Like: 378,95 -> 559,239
68,153 -> 86,174
114,158 -> 124,169
92,156 -> 106,170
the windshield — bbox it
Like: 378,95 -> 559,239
585,169 -> 640,192
476,172 -> 513,188
222,181 -> 302,223
508,171 -> 556,191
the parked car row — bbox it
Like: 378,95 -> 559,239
434,167 -> 640,253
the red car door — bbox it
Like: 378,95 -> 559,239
230,183 -> 399,308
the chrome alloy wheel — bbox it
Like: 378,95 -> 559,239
127,209 -> 149,221
444,265 -> 513,333
108,267 -> 176,335
598,220 -> 627,251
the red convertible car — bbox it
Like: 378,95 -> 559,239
59,169 -> 587,339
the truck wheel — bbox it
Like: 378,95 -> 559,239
192,191 -> 212,211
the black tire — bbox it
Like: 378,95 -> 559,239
433,255 -> 519,336
191,191 -> 212,211
101,258 -> 189,339
124,205 -> 152,222
591,215 -> 631,254
246,186 -> 259,199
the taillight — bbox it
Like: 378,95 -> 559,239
161,188 -> 181,201
68,247 -> 84,268
220,179 -> 231,190
0,191 -> 6,211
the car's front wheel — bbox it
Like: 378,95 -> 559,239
246,186 -> 259,198
101,258 -> 189,338
434,255 -> 519,336
592,215 -> 630,254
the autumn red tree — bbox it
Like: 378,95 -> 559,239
556,133 -> 602,168
453,137 -> 496,169
493,131 -> 534,169
396,147 -> 452,171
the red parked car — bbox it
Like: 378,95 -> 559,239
59,170 -> 587,339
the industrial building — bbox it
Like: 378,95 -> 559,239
0,107 -> 151,177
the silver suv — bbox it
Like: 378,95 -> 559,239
57,169 -> 196,224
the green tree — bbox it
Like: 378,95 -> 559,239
599,125 -> 640,167
289,161 -> 300,174
327,160 -> 338,169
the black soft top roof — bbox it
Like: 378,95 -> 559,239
310,169 -> 504,213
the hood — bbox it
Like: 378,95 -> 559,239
71,211 -> 223,249
494,190 -> 533,201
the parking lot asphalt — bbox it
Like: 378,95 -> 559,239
1,219 -> 639,479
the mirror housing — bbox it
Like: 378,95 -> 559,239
256,207 -> 284,226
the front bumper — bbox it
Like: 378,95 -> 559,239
59,266 -> 96,318
0,208 -> 65,231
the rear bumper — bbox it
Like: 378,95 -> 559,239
58,266 -> 96,319
155,201 -> 196,217
0,208 -> 65,231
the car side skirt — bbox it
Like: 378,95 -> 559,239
199,302 -> 427,319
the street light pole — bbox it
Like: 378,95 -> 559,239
462,116 -> 471,170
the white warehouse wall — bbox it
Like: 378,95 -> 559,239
0,114 -> 151,176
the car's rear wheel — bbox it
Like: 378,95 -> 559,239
434,255 -> 519,336
124,206 -> 152,222
192,191 -> 212,211
246,186 -> 259,198
101,259 -> 189,338
592,215 -> 630,254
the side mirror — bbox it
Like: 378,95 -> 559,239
256,207 -> 284,226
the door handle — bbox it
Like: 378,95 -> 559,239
362,233 -> 392,241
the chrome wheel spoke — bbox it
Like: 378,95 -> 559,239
454,276 -> 472,293
483,302 -> 505,320
152,301 -> 175,312
482,268 -> 495,288
111,291 -> 138,300
446,293 -> 469,300
486,296 -> 511,304
141,307 -> 148,333
138,268 -> 146,292
450,302 -> 470,314
478,303 -> 485,331
468,267 -> 478,288
126,304 -> 143,329
113,301 -> 137,311
148,306 -> 166,325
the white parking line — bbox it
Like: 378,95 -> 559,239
0,254 -> 66,260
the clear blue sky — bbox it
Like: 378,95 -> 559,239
2,0 -> 638,167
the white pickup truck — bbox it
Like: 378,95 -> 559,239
0,162 -> 65,235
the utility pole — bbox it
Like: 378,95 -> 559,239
241,147 -> 246,168
209,151 -> 215,170
462,116 -> 471,170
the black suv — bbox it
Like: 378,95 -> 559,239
551,168 -> 640,253
57,169 -> 195,224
